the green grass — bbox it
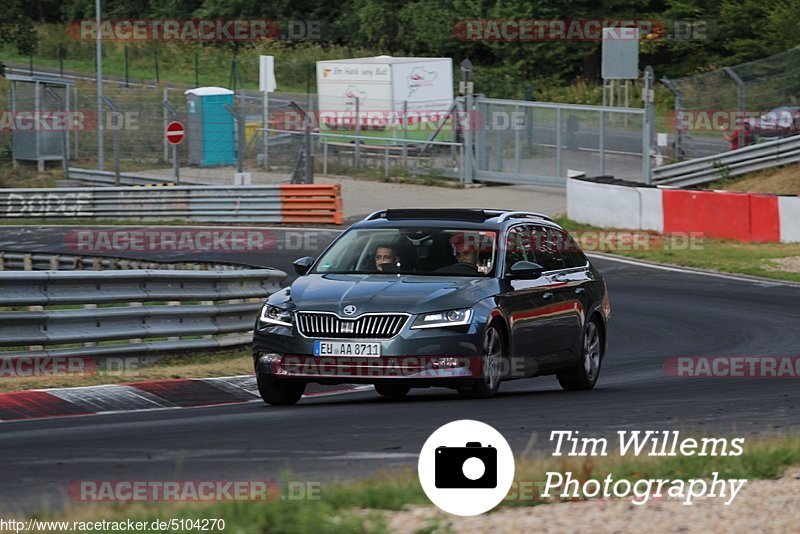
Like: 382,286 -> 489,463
0,346 -> 254,392
557,217 -> 800,283
21,435 -> 800,533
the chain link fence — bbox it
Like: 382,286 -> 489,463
663,46 -> 800,160
2,71 -> 659,186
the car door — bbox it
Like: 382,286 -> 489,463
496,224 -> 564,377
527,225 -> 584,368
543,228 -> 592,362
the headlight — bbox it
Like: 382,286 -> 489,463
411,308 -> 473,329
259,305 -> 293,327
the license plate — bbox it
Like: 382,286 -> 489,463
313,340 -> 381,357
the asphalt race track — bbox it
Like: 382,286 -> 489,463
1,227 -> 799,513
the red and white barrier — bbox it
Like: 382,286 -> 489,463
779,196 -> 800,243
567,177 -> 800,243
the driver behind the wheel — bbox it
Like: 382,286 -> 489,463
450,233 -> 479,269
374,244 -> 400,272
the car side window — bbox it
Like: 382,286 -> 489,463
503,227 -> 530,274
531,226 -> 566,272
556,230 -> 588,269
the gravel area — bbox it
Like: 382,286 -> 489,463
764,256 -> 800,273
382,467 -> 800,533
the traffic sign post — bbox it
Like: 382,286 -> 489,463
166,120 -> 184,184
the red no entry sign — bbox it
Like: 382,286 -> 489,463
166,121 -> 185,145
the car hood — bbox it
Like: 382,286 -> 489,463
283,274 -> 498,315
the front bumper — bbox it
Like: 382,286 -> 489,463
253,321 -> 486,386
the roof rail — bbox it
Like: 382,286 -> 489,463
362,209 -> 555,223
364,210 -> 387,220
495,211 -> 555,223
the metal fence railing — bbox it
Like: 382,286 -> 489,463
474,98 -> 651,186
0,268 -> 285,359
652,132 -> 800,188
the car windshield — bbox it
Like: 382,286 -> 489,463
313,227 -> 497,276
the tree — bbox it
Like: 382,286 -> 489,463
0,1 -> 39,75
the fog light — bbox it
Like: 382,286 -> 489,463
431,357 -> 460,369
259,353 -> 282,364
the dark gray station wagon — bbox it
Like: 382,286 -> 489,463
253,209 -> 610,405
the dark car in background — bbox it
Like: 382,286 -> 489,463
253,209 -> 610,405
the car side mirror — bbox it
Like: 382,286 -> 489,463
507,261 -> 544,279
293,256 -> 315,275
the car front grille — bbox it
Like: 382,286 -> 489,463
297,312 -> 408,339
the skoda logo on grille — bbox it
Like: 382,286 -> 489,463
343,305 -> 357,316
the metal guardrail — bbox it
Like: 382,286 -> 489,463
0,183 -> 344,224
652,133 -> 800,188
0,251 -> 246,271
0,268 -> 285,358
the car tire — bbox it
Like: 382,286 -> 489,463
374,383 -> 411,398
257,374 -> 305,406
459,323 -> 505,398
558,318 -> 603,391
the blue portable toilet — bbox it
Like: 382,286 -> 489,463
185,87 -> 237,166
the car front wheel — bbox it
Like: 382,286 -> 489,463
459,323 -> 504,398
558,318 -> 603,391
257,374 -> 306,405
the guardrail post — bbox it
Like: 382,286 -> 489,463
28,302 -> 44,352
167,301 -> 181,341
83,303 -> 98,347
23,254 -> 33,271
201,300 -> 214,339
129,301 -> 143,344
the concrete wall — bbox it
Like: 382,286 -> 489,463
567,177 -> 799,243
